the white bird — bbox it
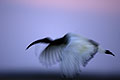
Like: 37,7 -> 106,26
26,33 -> 115,77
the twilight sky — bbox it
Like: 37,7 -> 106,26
0,0 -> 120,75
3,0 -> 120,13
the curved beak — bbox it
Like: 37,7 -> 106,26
26,40 -> 41,50
26,38 -> 52,50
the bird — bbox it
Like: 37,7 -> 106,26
26,33 -> 115,77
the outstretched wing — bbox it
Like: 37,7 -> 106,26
80,39 -> 99,67
80,45 -> 98,67
39,35 -> 69,66
39,44 -> 64,66
60,39 -> 99,77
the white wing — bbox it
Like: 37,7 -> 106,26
79,44 -> 98,67
39,44 -> 66,66
39,34 -> 69,66
60,38 -> 98,77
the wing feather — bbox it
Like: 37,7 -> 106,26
80,44 -> 98,67
39,35 -> 69,66
39,44 -> 66,66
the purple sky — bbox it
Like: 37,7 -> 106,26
0,0 -> 120,75
6,0 -> 120,13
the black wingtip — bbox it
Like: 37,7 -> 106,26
105,50 -> 115,56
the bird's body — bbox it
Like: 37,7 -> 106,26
26,33 -> 115,77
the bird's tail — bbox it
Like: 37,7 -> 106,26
98,46 -> 115,56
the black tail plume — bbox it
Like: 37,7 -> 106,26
105,50 -> 115,56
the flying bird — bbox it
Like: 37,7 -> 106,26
26,33 -> 115,77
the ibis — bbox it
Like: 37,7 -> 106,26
26,33 -> 115,77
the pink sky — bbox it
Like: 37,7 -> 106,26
5,0 -> 120,13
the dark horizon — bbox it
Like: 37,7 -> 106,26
0,71 -> 120,80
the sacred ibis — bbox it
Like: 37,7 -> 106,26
26,33 -> 115,77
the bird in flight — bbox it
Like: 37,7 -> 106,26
26,33 -> 115,77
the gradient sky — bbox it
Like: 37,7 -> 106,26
2,0 -> 120,13
0,0 -> 120,75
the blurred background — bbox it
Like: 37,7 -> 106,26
0,0 -> 120,79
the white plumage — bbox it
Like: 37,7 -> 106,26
58,33 -> 98,77
26,33 -> 115,77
